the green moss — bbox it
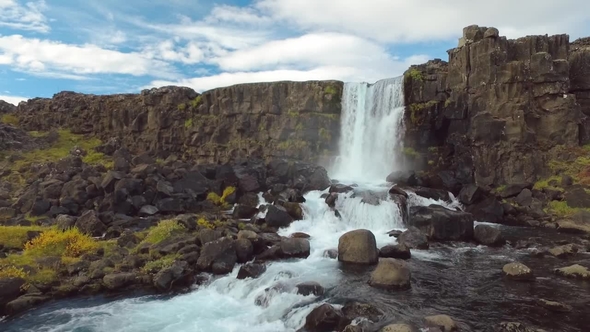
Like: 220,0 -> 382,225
139,220 -> 186,246
409,101 -> 437,125
28,131 -> 48,138
295,123 -> 304,131
190,96 -> 203,108
287,109 -> 298,117
533,176 -> 564,191
402,147 -> 419,157
427,146 -> 438,152
545,201 -> 590,217
277,140 -> 308,150
184,118 -> 193,129
428,160 -> 434,166
0,114 -> 19,126
404,68 -> 424,83
82,151 -> 114,169
318,128 -> 331,141
318,113 -> 338,120
0,225 -> 46,249
177,103 -> 186,111
444,99 -> 452,107
324,85 -> 338,95
143,254 -> 179,273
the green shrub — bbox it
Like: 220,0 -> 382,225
0,225 -> 45,249
0,114 -> 19,126
140,219 -> 186,246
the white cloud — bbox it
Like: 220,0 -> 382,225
0,0 -> 49,33
255,0 -> 590,42
142,40 -> 204,64
147,53 -> 428,92
0,94 -> 28,105
0,35 -> 178,79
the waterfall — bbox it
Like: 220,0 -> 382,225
331,77 -> 405,183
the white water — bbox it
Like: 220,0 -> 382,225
8,77 -> 464,332
332,77 -> 406,183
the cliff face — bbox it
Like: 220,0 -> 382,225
403,25 -> 586,189
14,81 -> 343,164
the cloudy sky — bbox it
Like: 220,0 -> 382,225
1,0 -> 589,105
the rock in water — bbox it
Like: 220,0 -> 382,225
409,205 -> 474,241
296,281 -> 325,296
368,258 -> 411,290
398,227 -> 429,249
502,262 -> 534,281
237,262 -> 266,280
474,225 -> 504,246
553,264 -> 590,279
379,244 -> 411,259
380,324 -> 416,332
537,299 -> 572,312
425,314 -> 458,331
338,229 -> 379,264
304,303 -> 351,332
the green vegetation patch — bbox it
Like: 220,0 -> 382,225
404,68 -> 424,83
139,219 -> 186,246
1,114 -> 19,126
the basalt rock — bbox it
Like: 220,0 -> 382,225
409,205 -> 474,241
403,25 -> 585,192
14,82 -> 342,165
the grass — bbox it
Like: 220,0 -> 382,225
0,113 -> 19,126
190,96 -> 202,108
207,186 -> 236,208
139,219 -> 186,247
0,227 -> 99,285
533,176 -> 564,191
404,68 -> 424,83
142,254 -> 180,273
324,85 -> 338,95
409,101 -> 437,125
184,118 -> 193,129
0,225 -> 45,249
544,201 -> 590,217
402,147 -> 419,157
4,129 -> 112,186
177,103 -> 186,111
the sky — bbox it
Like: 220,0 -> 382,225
1,0 -> 589,105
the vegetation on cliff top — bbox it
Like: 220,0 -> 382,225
1,113 -> 19,126
404,68 -> 424,83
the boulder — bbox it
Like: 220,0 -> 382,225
553,264 -> 590,279
282,202 -> 304,220
232,204 -> 259,219
458,184 -> 484,205
341,301 -> 383,322
235,238 -> 254,263
338,229 -> 379,265
103,272 -> 137,290
279,238 -> 310,258
424,314 -> 457,332
330,183 -> 353,193
397,227 -> 429,249
237,262 -> 266,279
295,281 -> 325,296
304,303 -> 351,332
0,277 -> 26,312
380,324 -> 416,332
154,261 -> 190,291
548,244 -> 578,258
264,205 -> 293,228
537,299 -> 572,312
409,205 -> 474,241
196,237 -> 237,274
369,258 -> 411,290
379,244 -> 411,259
502,262 -> 534,281
474,225 -> 504,246
75,210 -> 107,236
386,170 -> 418,186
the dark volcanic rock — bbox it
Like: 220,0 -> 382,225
409,205 -> 474,241
237,262 -> 266,279
75,210 -> 107,236
398,226 -> 429,249
379,244 -> 411,259
304,303 -> 351,332
474,224 -> 504,246
264,205 -> 293,228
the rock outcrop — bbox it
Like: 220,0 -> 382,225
403,25 -> 585,189
12,82 -> 343,165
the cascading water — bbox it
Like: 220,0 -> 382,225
0,77 -> 462,332
332,77 -> 405,183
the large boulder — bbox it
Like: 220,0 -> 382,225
368,258 -> 411,290
474,225 -> 504,246
304,303 -> 351,332
409,205 -> 474,241
502,262 -> 534,281
338,229 -> 379,265
196,237 -> 237,274
398,227 -> 429,249
75,210 -> 107,236
264,205 -> 293,228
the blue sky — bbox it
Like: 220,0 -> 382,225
1,0 -> 589,105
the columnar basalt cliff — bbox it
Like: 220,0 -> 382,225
14,81 -> 343,164
403,25 -> 588,190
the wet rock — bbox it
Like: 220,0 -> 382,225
4,295 -> 49,315
235,238 -> 254,263
425,314 -> 457,332
138,205 -> 159,217
196,237 -> 237,274
237,262 -> 266,279
458,184 -> 483,205
330,183 -> 353,193
0,207 -> 16,220
338,229 -> 379,265
325,193 -> 338,208
264,205 -> 293,228
492,322 -> 543,332
0,277 -> 26,312
342,301 -> 383,322
388,185 -> 408,199
500,184 -> 532,198
323,249 -> 338,259
547,244 -> 578,258
380,324 -> 416,332
75,210 -> 107,236
200,228 -> 223,245
232,204 -> 259,219
369,258 -> 411,290
103,272 -> 137,290
409,205 -> 474,241
282,202 -> 303,220
387,230 -> 403,238
379,244 -> 411,260
553,264 -> 590,279
537,299 -> 572,312
154,261 -> 190,291
343,325 -> 363,332
290,232 -> 310,239
304,303 -> 351,332
466,197 -> 504,224
474,225 -> 504,246
279,237 -> 310,258
237,230 -> 265,254
502,262 -> 534,281
296,281 -> 325,296
386,170 -> 418,186
398,227 -> 429,249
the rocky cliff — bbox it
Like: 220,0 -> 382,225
13,81 -> 343,165
403,25 -> 588,190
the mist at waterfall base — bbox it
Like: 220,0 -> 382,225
3,78 -> 590,332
